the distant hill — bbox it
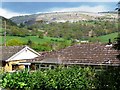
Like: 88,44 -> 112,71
0,16 -> 30,37
0,16 -> 17,35
10,11 -> 117,25
1,13 -> 118,43
10,14 -> 39,25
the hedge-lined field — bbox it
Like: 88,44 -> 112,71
0,36 -> 72,51
90,32 -> 118,43
0,36 -> 71,44
0,32 -> 118,45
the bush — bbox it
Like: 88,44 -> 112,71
3,66 -> 120,90
2,71 -> 33,90
95,67 -> 120,90
2,66 -> 120,90
2,66 -> 96,90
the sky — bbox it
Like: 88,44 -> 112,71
0,1 -> 119,18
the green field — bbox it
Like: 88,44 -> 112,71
90,32 -> 118,43
0,35 -> 71,44
0,32 -> 119,45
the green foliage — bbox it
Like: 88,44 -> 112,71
113,33 -> 120,60
95,68 -> 120,90
2,66 -> 120,90
30,21 -> 118,40
6,26 -> 29,37
2,71 -> 33,89
31,42 -> 52,51
27,39 -> 33,46
38,32 -> 44,39
2,66 -> 96,90
113,33 -> 120,50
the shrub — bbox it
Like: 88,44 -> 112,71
2,66 -> 96,90
95,67 -> 120,90
2,70 -> 33,90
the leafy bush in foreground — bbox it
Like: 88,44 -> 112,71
3,66 -> 120,90
2,71 -> 33,89
2,66 -> 96,90
96,67 -> 120,90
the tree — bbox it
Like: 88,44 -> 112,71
113,1 -> 120,60
113,34 -> 120,50
19,23 -> 25,28
113,34 -> 120,59
38,32 -> 43,39
116,1 -> 120,13
27,39 -> 33,46
116,1 -> 120,33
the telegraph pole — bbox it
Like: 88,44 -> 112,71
4,20 -> 6,46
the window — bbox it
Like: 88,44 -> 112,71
12,65 -> 18,70
35,64 -> 40,70
50,65 -> 55,69
40,64 -> 45,67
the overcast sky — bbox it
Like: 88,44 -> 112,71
1,1 -> 119,18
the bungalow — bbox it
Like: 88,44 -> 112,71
0,45 -> 40,72
27,43 -> 120,70
1,43 -> 120,72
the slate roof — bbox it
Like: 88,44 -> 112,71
28,43 -> 120,66
0,46 -> 24,61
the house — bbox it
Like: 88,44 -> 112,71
27,43 -> 120,70
1,43 -> 120,72
0,45 -> 40,72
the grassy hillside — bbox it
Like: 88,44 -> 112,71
90,32 -> 118,43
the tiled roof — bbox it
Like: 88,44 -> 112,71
0,46 -> 24,61
29,43 -> 120,66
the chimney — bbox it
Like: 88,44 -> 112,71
106,39 -> 112,47
108,39 -> 112,45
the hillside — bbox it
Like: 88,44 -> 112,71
0,16 -> 17,27
36,11 -> 117,23
1,15 -> 118,41
10,11 -> 117,25
10,14 -> 39,25
0,16 -> 18,35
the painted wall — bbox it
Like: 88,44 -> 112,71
4,60 -> 26,72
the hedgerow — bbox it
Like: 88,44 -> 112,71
2,66 -> 96,90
